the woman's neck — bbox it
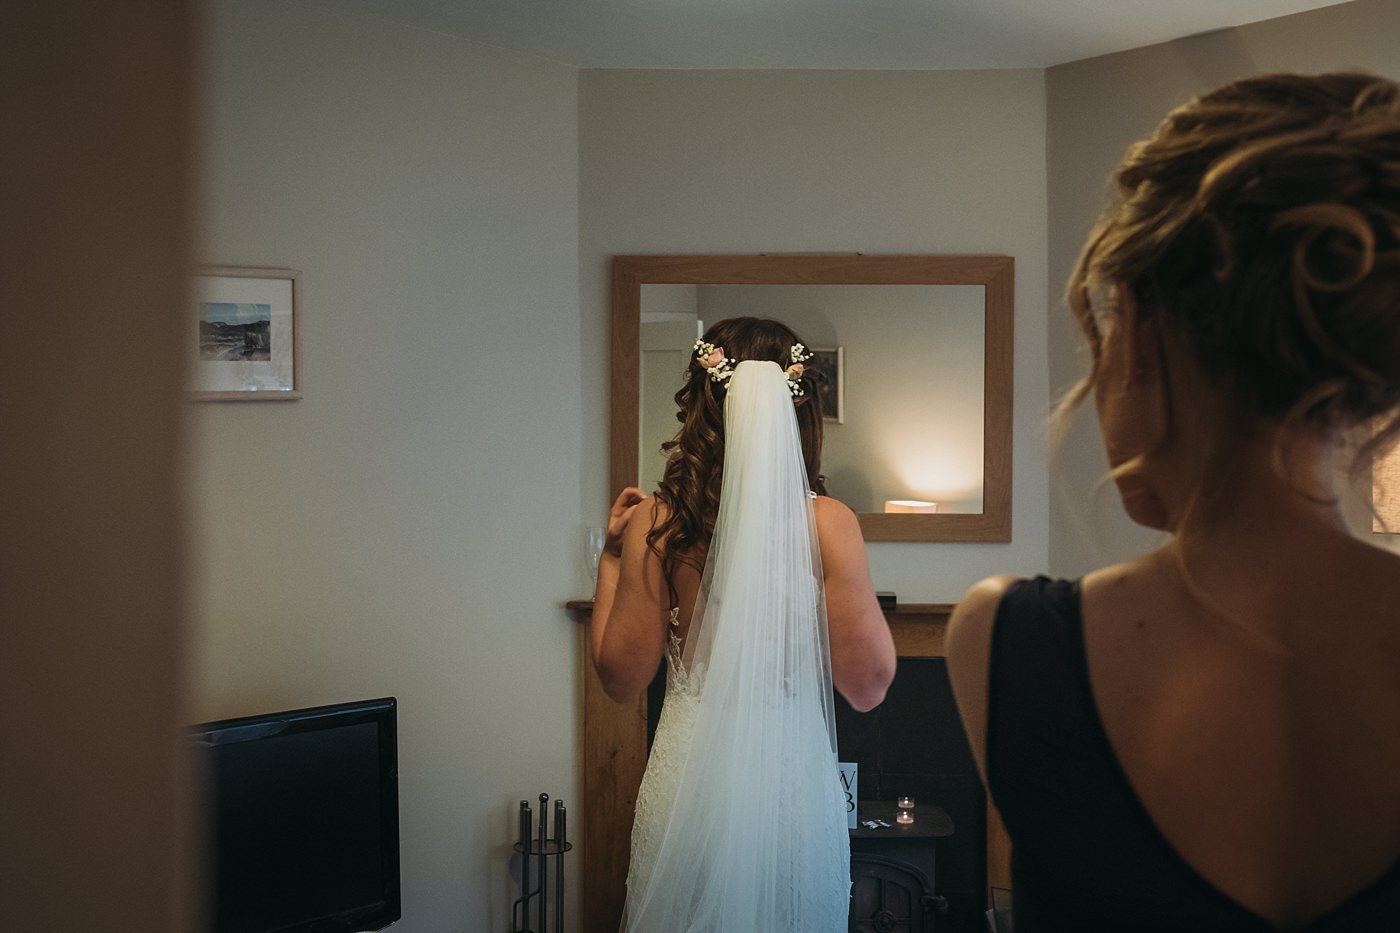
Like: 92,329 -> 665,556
1145,426 -> 1369,648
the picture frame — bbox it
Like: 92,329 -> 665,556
192,266 -> 301,400
810,346 -> 844,423
1374,440 -> 1400,534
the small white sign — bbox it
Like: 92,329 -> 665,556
838,762 -> 858,829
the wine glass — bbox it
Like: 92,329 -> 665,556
586,526 -> 606,594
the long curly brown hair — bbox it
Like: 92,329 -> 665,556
648,317 -> 826,593
1060,71 -> 1400,502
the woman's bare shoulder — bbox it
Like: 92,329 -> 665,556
811,497 -> 867,560
947,575 -> 1020,648
628,493 -> 665,527
619,494 -> 666,554
812,494 -> 859,529
944,575 -> 1020,777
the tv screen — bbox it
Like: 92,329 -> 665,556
191,697 -> 401,933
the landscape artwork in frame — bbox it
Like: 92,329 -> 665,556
811,346 -> 844,423
1374,438 -> 1400,533
193,266 -> 300,400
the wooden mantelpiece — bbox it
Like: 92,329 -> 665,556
567,600 -> 1010,933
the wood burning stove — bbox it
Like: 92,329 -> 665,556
838,658 -> 987,933
850,801 -> 952,932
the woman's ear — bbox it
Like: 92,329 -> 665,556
1096,283 -> 1173,530
1113,283 -> 1161,385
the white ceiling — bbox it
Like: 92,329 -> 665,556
331,0 -> 1355,70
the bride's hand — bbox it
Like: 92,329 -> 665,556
605,486 -> 646,557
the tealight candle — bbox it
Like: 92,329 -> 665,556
896,796 -> 915,809
896,810 -> 914,825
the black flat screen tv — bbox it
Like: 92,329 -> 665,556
190,697 -> 401,933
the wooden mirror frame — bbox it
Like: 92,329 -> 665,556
610,253 -> 1014,541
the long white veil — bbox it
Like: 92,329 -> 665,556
624,359 -> 849,932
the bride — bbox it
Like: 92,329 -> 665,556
591,317 -> 897,932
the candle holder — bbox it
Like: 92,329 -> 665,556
896,795 -> 915,809
896,809 -> 914,825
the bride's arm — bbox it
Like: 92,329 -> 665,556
591,495 -> 669,703
815,497 -> 897,712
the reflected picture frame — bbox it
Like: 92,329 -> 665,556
1374,437 -> 1400,534
810,346 -> 844,423
192,266 -> 301,401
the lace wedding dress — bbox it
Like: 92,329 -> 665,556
622,360 -> 850,933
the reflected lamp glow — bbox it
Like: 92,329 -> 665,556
884,500 -> 938,514
885,434 -> 984,514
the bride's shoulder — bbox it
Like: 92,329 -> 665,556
626,494 -> 674,541
642,494 -> 670,525
811,494 -> 854,517
811,495 -> 861,541
812,493 -> 851,523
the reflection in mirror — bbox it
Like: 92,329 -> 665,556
640,284 -> 985,514
613,254 -> 1013,543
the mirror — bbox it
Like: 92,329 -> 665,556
611,254 -> 1013,542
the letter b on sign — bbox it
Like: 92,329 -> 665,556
838,762 -> 858,829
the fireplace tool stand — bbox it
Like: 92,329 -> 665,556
512,793 -> 571,933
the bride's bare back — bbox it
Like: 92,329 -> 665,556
595,494 -> 894,712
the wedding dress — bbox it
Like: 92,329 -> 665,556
622,360 -> 849,933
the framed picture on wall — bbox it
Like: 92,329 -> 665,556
193,266 -> 301,401
810,346 -> 844,423
1374,436 -> 1400,534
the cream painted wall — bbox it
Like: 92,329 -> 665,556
1046,0 -> 1400,576
190,2 -> 582,930
580,69 -> 1051,604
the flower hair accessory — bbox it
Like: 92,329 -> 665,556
694,339 -> 735,383
786,343 -> 813,396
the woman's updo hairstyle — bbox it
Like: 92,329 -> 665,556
1067,71 -> 1400,465
649,317 -> 826,585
